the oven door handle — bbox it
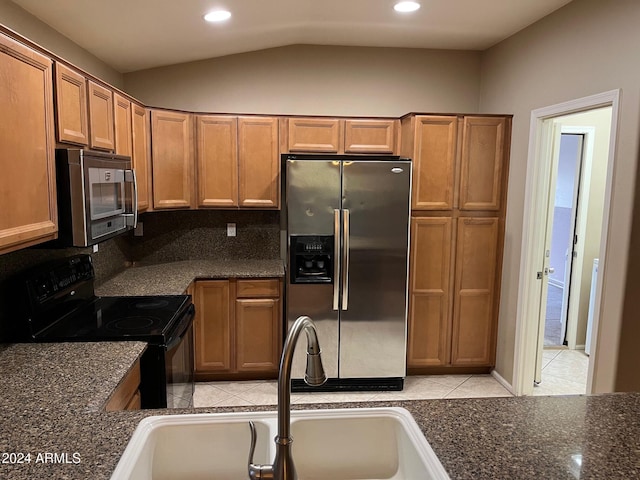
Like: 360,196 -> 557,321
165,304 -> 195,350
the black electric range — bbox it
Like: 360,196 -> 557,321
9,255 -> 195,409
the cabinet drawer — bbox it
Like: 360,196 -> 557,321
236,279 -> 280,298
104,359 -> 141,411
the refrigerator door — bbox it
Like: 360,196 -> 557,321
339,160 -> 411,378
286,159 -> 341,379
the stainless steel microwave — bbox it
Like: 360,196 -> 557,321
55,149 -> 137,247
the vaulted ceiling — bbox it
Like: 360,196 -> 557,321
11,0 -> 573,72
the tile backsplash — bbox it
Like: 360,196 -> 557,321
122,210 -> 280,264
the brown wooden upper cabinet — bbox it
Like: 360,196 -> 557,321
196,115 -> 238,207
88,80 -> 115,151
459,116 -> 507,211
344,119 -> 397,154
113,93 -> 132,157
151,109 -> 194,210
283,117 -> 398,154
131,104 -> 152,212
238,116 -> 280,208
0,34 -> 58,254
53,62 -> 89,146
402,114 -> 510,212
287,117 -> 342,153
402,115 -> 458,210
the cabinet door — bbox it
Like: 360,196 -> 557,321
194,281 -> 232,373
54,63 -> 88,145
407,217 -> 453,367
0,34 -> 57,254
287,117 -> 342,153
458,116 -> 506,211
151,110 -> 193,209
238,116 -> 279,208
344,119 -> 397,154
196,115 -> 238,207
88,80 -> 115,151
412,116 -> 458,210
131,104 -> 151,212
114,93 -> 132,157
236,298 -> 281,373
451,217 -> 499,366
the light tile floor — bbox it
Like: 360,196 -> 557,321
532,348 -> 588,396
194,349 -> 588,407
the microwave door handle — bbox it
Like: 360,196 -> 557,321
124,169 -> 138,228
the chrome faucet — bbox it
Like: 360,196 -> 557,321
248,315 -> 326,480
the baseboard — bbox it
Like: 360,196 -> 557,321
491,369 -> 516,396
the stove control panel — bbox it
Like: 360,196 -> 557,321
26,255 -> 95,304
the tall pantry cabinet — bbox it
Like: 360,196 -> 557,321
402,114 -> 511,372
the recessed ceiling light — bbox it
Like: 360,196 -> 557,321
394,1 -> 420,13
204,10 -> 231,22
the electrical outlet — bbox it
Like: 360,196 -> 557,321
92,244 -> 99,253
227,223 -> 236,237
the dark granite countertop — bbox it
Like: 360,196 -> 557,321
1,341 -> 639,479
94,259 -> 285,296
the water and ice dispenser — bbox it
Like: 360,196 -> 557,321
289,235 -> 334,284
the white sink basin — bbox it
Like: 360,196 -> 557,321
110,407 -> 450,480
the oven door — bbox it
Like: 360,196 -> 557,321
164,313 -> 195,409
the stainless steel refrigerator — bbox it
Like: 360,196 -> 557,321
284,154 -> 412,391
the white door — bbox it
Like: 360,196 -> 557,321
534,123 -> 562,384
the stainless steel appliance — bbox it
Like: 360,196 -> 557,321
8,255 -> 194,409
55,148 -> 137,247
284,154 -> 411,391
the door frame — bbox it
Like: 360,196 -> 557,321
513,90 -> 620,396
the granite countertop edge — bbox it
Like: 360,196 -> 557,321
3,390 -> 640,480
95,259 -> 285,296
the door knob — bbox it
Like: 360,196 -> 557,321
548,267 -> 555,274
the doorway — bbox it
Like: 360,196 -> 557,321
512,90 -> 619,397
543,133 -> 584,349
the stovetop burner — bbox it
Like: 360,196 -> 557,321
106,316 -> 159,332
131,299 -> 171,310
36,295 -> 192,343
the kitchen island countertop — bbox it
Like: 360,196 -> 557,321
1,341 -> 639,479
95,259 -> 285,296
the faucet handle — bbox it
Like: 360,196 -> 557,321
248,421 -> 274,480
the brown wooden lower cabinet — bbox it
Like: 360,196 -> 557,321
451,217 -> 499,366
407,217 -> 453,367
194,278 -> 282,380
407,216 -> 500,373
104,359 -> 141,411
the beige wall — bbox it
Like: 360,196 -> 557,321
0,0 -> 123,87
479,0 -> 640,392
123,45 -> 481,116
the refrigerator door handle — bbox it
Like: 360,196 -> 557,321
333,209 -> 340,311
342,209 -> 350,310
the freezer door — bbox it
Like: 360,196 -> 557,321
339,160 -> 411,378
286,159 -> 341,379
